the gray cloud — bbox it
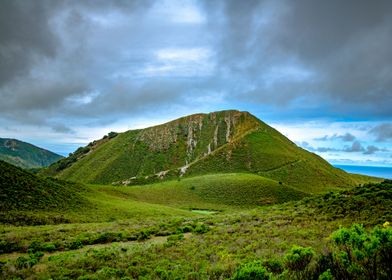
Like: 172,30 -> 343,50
300,140 -> 386,155
0,0 -> 198,128
1,0 -> 392,146
369,123 -> 392,142
315,133 -> 356,142
201,0 -> 392,118
363,145 -> 380,155
344,141 -> 365,153
0,1 -> 60,85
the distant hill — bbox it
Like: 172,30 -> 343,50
43,110 -> 377,193
0,138 -> 63,169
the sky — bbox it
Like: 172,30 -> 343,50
0,0 -> 391,167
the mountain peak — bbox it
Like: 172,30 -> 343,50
135,110 -> 261,157
44,110 -> 361,192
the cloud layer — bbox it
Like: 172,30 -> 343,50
0,0 -> 391,160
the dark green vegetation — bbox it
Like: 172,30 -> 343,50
0,160 -> 89,225
1,180 -> 391,279
0,138 -> 63,169
43,110 -> 377,192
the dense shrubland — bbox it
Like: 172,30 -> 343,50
0,180 -> 391,279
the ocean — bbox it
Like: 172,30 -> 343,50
334,164 -> 392,179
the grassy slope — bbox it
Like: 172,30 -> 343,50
0,138 -> 63,169
43,110 -> 377,192
95,173 -> 307,210
187,127 -> 377,193
0,160 -> 86,212
1,170 -> 307,225
0,160 -> 196,225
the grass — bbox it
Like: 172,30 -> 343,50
96,173 -> 307,211
1,180 -> 391,279
0,160 -> 88,213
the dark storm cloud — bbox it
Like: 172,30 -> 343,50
0,0 -> 184,127
0,1 -> 59,85
200,0 -> 392,118
1,0 -> 392,139
370,123 -> 392,142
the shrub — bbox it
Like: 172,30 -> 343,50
0,240 -> 20,254
284,245 -> 314,272
165,233 -> 184,247
68,240 -> 83,250
193,223 -> 209,234
329,223 -> 392,279
318,269 -> 333,280
232,261 -> 270,280
263,258 -> 284,275
16,251 -> 44,269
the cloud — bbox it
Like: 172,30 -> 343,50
300,140 -> 387,155
369,123 -> 392,141
344,141 -> 365,152
200,0 -> 392,118
0,0 -> 211,129
363,145 -> 380,155
315,133 -> 356,142
0,0 -> 392,162
0,1 -> 60,86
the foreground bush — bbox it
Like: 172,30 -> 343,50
232,261 -> 270,280
329,223 -> 392,279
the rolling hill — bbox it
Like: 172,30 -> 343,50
95,173 -> 308,210
43,110 -> 376,193
0,160 -> 197,225
0,160 -> 87,212
0,138 -> 63,169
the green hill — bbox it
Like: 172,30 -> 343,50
43,110 -> 377,192
0,138 -> 63,169
0,160 -> 86,212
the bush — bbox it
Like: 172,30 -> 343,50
284,245 -> 314,272
16,251 -> 44,269
318,269 -> 333,280
68,240 -> 83,250
193,223 -> 209,234
329,223 -> 392,279
165,233 -> 184,247
232,261 -> 270,280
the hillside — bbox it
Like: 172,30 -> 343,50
0,138 -> 63,169
43,110 -> 377,192
0,160 -> 86,212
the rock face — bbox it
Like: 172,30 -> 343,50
44,110 -> 363,192
138,110 -> 258,164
